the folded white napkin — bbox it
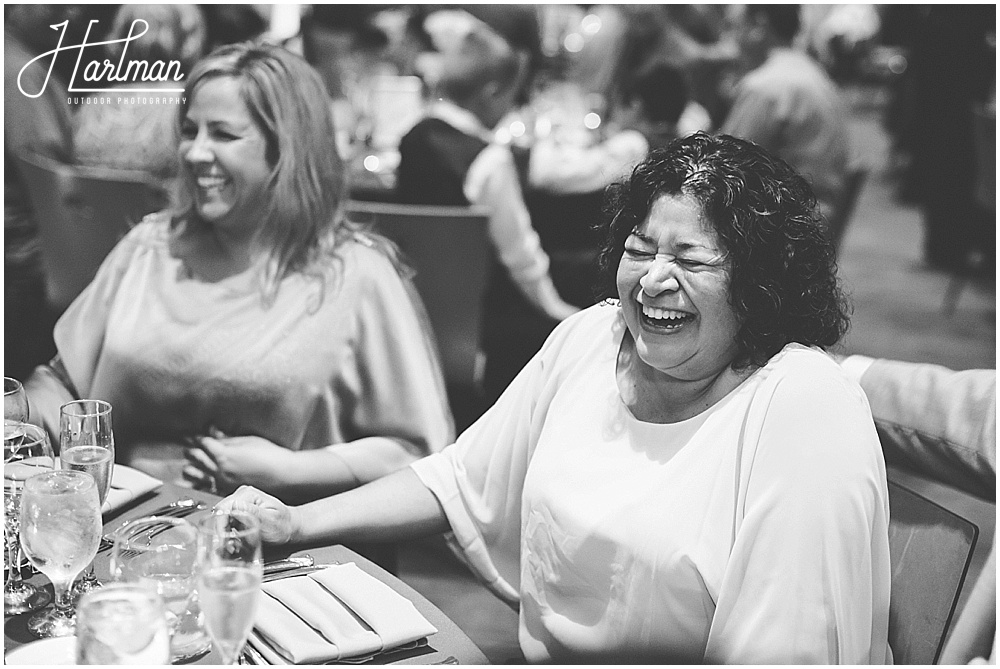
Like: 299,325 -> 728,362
103,465 -> 162,516
251,563 -> 437,664
310,563 -> 438,650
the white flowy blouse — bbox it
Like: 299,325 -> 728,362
411,302 -> 892,664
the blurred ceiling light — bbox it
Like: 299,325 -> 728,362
363,155 -> 381,172
581,14 -> 602,35
584,112 -> 601,130
888,54 -> 907,75
564,32 -> 585,53
510,120 -> 526,138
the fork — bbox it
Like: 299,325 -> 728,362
100,499 -> 207,550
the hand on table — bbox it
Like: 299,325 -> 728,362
214,485 -> 296,545
183,431 -> 294,496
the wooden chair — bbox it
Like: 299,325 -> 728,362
13,152 -> 169,314
886,464 -> 995,664
344,201 -> 492,426
828,166 -> 868,255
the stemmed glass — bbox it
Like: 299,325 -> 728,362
19,469 -> 102,637
59,399 -> 114,594
111,516 -> 213,662
5,376 -> 29,423
4,422 -> 55,614
196,510 -> 263,665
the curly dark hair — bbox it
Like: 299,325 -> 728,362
596,132 -> 850,370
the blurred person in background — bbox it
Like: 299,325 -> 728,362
903,5 -> 995,275
570,5 -> 736,129
199,5 -> 268,52
397,10 -> 579,407
5,5 -> 78,382
25,44 -> 453,516
73,4 -> 208,197
528,62 -> 695,201
513,64 -> 696,335
721,4 -> 851,233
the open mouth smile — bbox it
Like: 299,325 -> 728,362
640,305 -> 696,332
196,175 -> 228,192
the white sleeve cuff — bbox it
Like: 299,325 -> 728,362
839,354 -> 876,384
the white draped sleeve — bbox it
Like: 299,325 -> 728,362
410,309 -> 588,602
705,360 -> 892,664
54,218 -> 153,398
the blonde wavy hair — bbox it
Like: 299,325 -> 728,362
174,42 -> 363,305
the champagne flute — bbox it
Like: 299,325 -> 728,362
4,376 -> 29,422
19,469 -> 102,637
76,582 -> 171,664
111,516 -> 213,662
59,399 -> 114,594
4,421 -> 55,615
196,510 -> 263,665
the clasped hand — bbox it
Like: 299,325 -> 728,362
183,430 -> 291,497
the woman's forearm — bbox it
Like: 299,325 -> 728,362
279,437 -> 423,503
289,467 -> 450,545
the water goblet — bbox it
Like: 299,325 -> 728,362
19,469 -> 102,637
4,376 -> 29,422
4,421 -> 55,615
196,510 -> 263,665
59,399 -> 114,595
111,516 -> 213,662
76,582 -> 171,664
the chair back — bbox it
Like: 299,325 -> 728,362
14,152 -> 168,313
828,166 -> 868,254
886,465 -> 995,664
345,201 -> 492,395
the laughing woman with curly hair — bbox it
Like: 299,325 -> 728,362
219,133 -> 891,664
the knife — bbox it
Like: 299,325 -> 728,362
263,554 -> 315,576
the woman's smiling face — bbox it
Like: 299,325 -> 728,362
616,194 -> 743,381
179,76 -> 271,233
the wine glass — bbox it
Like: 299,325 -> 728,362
4,377 -> 29,422
111,516 -> 213,662
19,469 -> 102,637
4,422 -> 55,615
76,582 -> 171,664
196,510 -> 263,665
59,399 -> 114,594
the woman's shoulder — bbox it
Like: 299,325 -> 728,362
535,301 -> 623,365
335,232 -> 405,280
109,210 -> 173,257
317,233 -> 415,307
754,343 -> 870,413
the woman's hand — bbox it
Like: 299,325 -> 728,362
213,485 -> 298,545
183,432 -> 292,496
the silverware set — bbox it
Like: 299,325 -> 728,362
99,498 -> 207,551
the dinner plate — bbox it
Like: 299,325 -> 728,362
4,636 -> 76,665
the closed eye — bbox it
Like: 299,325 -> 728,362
623,247 -> 655,258
211,128 -> 239,141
